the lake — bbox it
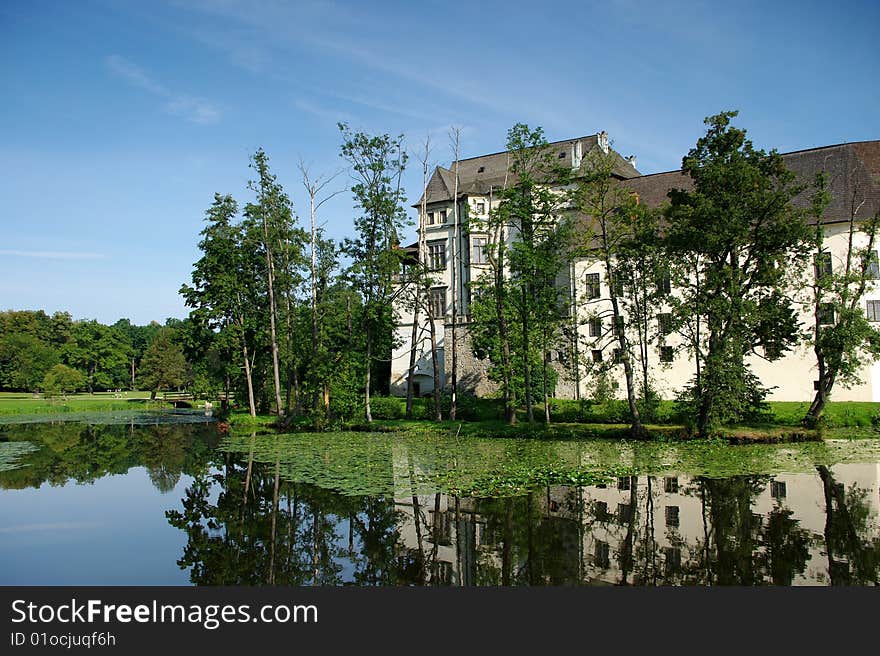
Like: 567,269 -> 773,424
1,411 -> 878,586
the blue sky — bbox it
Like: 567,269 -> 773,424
2,0 -> 878,325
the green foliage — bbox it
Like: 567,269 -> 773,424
63,320 -> 132,392
41,364 -> 85,397
338,124 -> 410,420
0,332 -> 59,391
804,171 -> 880,427
137,328 -> 191,394
665,111 -> 810,436
468,123 -> 574,423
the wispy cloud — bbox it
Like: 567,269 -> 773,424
0,250 -> 105,260
106,54 -> 221,125
293,98 -> 352,125
0,521 -> 102,534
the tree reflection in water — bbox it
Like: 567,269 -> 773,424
166,464 -> 879,586
0,420 -> 876,586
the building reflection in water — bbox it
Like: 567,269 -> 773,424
169,452 -> 880,586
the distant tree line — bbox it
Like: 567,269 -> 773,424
0,310 -> 192,398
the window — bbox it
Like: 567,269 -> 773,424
612,275 -> 626,298
657,313 -> 673,336
426,211 -> 435,225
471,236 -> 488,264
613,348 -> 622,364
657,270 -> 671,296
814,251 -> 833,280
617,503 -> 633,524
664,477 -> 679,494
476,202 -> 486,214
558,151 -> 566,159
770,480 -> 786,500
429,510 -> 452,545
867,300 -> 880,322
660,346 -> 674,363
594,540 -> 610,568
594,501 -> 609,521
612,316 -> 625,337
585,273 -> 601,299
818,303 -> 835,326
477,166 -> 485,173
430,288 -> 447,318
665,505 -> 680,528
663,547 -> 682,576
618,476 -> 631,491
428,241 -> 446,270
439,209 -> 447,223
591,349 -> 603,363
866,250 -> 880,279
589,317 -> 603,338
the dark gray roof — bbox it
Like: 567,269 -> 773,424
619,140 -> 880,225
415,133 -> 641,206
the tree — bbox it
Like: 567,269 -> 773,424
338,123 -> 409,423
803,172 -> 880,428
180,193 -> 260,416
617,203 -> 667,419
0,332 -> 59,392
298,160 -> 345,418
41,364 -> 84,397
495,124 -> 572,423
405,136 -> 442,421
138,329 -> 190,398
449,127 -> 462,421
63,320 -> 132,392
244,149 -> 301,417
573,146 -> 647,437
665,111 -> 810,437
469,157 -> 517,423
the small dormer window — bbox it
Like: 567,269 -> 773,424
477,166 -> 485,173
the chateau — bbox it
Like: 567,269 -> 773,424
390,133 -> 880,403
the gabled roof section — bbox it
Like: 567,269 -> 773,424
620,140 -> 880,224
414,133 -> 641,207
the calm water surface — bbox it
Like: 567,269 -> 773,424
1,413 -> 878,586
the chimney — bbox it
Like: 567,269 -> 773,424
598,130 -> 609,154
625,155 -> 637,170
571,140 -> 583,169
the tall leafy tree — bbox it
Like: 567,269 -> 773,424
665,111 -> 810,437
803,173 -> 880,427
244,149 -> 302,417
181,193 -> 260,416
338,123 -> 409,422
573,146 -> 647,437
138,328 -> 191,398
498,124 -> 571,423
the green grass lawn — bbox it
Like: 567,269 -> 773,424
0,391 -> 169,415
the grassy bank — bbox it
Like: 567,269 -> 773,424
0,391 -> 173,416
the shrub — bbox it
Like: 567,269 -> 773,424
368,396 -> 405,420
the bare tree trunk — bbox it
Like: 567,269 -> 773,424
405,306 -> 420,419
269,453 -> 280,584
416,137 -> 442,421
364,331 -> 373,423
240,335 -> 256,417
450,128 -> 461,421
261,215 -> 284,416
542,347 -> 550,424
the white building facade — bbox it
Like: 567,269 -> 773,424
391,136 -> 880,403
